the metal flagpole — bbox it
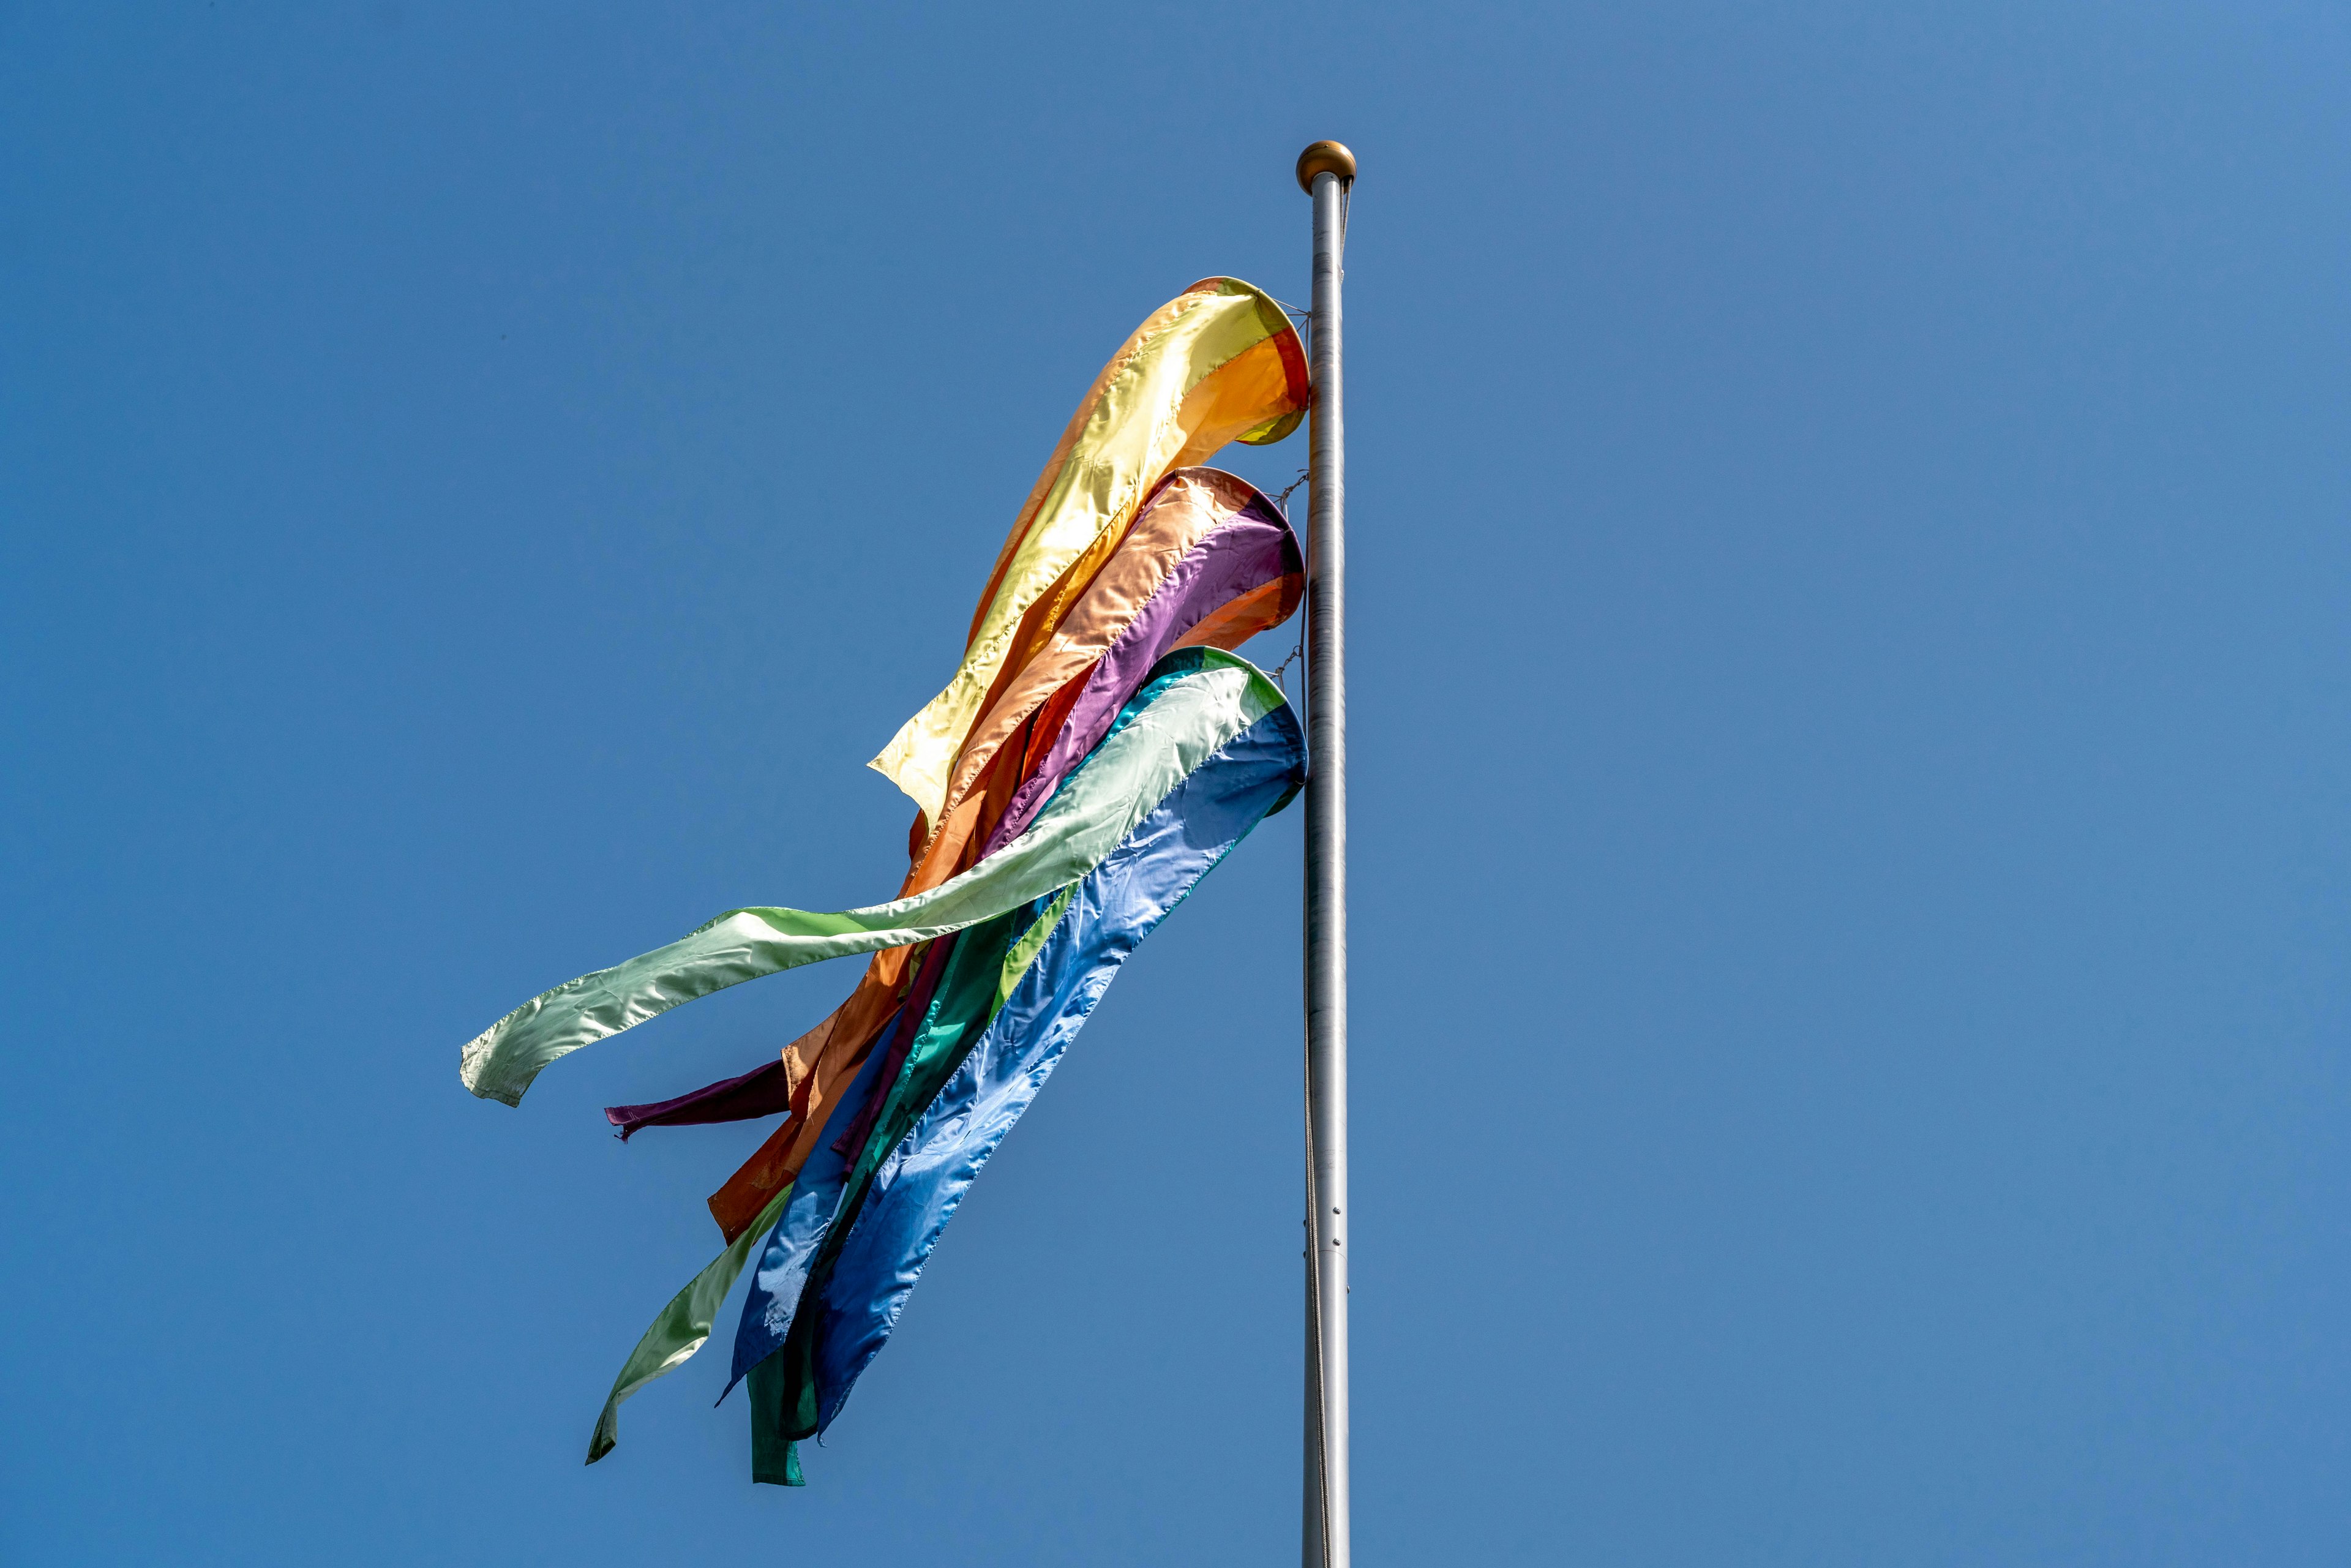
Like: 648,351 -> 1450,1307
1297,137 -> 1354,1568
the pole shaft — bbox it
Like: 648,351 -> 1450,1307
1303,166 -> 1349,1568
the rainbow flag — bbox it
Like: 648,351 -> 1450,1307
459,279 -> 1310,1485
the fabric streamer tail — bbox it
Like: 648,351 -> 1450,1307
469,277 -> 1314,1491
734,654 -> 1305,1472
457,656 -> 1288,1108
585,1181 -> 793,1463
812,699 -> 1306,1432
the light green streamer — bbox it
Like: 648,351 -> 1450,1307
460,656 -> 1283,1108
997,885 -> 1076,1010
586,1182 -> 792,1464
590,874 -> 1087,1462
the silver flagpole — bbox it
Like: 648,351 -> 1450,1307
1297,137 -> 1354,1568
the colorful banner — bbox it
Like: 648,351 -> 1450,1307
583,1180 -> 792,1465
869,280 -> 1306,825
458,655 -> 1287,1109
744,650 -> 1307,1479
812,694 -> 1307,1433
607,469 -> 1298,1152
461,280 -> 1314,1490
654,475 -> 1300,1244
703,462 -> 1300,1242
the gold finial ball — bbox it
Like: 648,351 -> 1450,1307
1295,140 -> 1357,193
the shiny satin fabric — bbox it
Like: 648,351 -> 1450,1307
470,281 -> 1314,1488
743,653 -> 1307,1474
809,701 -> 1308,1438
868,279 -> 1305,825
727,909 -> 1022,1397
582,1180 -> 792,1466
696,480 -> 1299,1236
581,1021 -> 901,1465
604,1056 -> 792,1141
457,656 -> 1288,1109
936,467 -> 1300,870
986,486 -> 1298,854
564,651 -> 1298,1471
826,933 -> 957,1174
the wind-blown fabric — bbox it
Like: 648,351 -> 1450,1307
691,471 -> 1300,1236
457,655 -> 1287,1108
459,279 -> 1311,1488
936,467 -> 1301,871
517,652 -> 1294,1472
811,692 -> 1305,1432
583,1024 -> 900,1462
740,651 -> 1305,1479
605,1058 -> 792,1141
984,486 -> 1298,853
624,471 -> 1296,1150
868,280 -> 1306,825
728,910 -> 1021,1394
583,1181 -> 791,1465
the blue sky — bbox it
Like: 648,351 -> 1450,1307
8,4 -> 2351,1563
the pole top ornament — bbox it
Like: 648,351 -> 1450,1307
1295,140 -> 1357,193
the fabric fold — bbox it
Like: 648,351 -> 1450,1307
687,505 -> 1300,1234
606,1059 -> 793,1141
460,653 -> 1288,1108
583,1181 -> 793,1465
811,698 -> 1307,1433
868,280 -> 1305,824
738,651 -> 1306,1466
463,275 -> 1319,1492
934,467 -> 1300,866
727,910 -> 1021,1396
988,487 -> 1299,853
627,471 -> 1298,1153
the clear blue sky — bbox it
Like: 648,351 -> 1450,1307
8,5 -> 2350,1563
